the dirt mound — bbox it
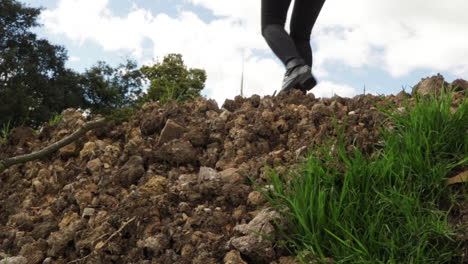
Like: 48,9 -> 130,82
0,76 -> 466,263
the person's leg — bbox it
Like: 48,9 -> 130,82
290,0 -> 326,67
261,0 -> 299,66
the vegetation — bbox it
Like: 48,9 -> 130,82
0,0 -> 86,128
260,89 -> 467,263
0,1 -> 206,131
139,53 -> 206,105
0,121 -> 11,145
80,60 -> 143,115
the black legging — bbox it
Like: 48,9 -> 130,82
261,0 -> 325,67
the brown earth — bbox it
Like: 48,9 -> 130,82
0,75 -> 466,264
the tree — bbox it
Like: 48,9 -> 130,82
80,60 -> 143,115
0,0 -> 85,128
140,53 -> 206,104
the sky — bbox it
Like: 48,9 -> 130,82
21,0 -> 468,105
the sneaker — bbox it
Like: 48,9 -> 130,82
279,58 -> 316,95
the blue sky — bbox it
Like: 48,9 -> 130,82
22,0 -> 468,104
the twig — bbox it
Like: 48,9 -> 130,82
0,118 -> 107,174
67,216 -> 136,264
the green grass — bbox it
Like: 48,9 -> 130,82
48,112 -> 63,126
0,121 -> 12,145
259,88 -> 467,263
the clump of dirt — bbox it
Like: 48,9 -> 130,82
0,75 -> 466,264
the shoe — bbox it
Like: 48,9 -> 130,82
298,72 -> 317,94
279,58 -> 317,95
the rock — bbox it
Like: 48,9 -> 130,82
220,168 -> 244,184
37,168 -> 50,179
412,74 -> 449,96
141,110 -> 166,136
47,220 -> 84,257
142,175 -> 168,194
187,128 -> 209,147
8,212 -> 34,231
82,207 -> 95,218
61,108 -> 83,124
180,244 -> 195,258
59,142 -> 77,158
158,119 -> 187,145
74,190 -> 93,211
196,98 -> 219,112
42,257 -> 53,264
79,141 -> 97,158
20,240 -> 47,264
198,167 -> 220,182
32,179 -> 45,195
159,139 -> 198,164
229,209 -> 285,263
247,191 -> 266,206
0,256 -> 28,264
32,222 -> 58,240
86,158 -> 102,173
114,155 -> 145,187
223,250 -> 247,264
451,78 -> 468,93
136,234 -> 170,257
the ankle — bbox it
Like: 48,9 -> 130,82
285,57 -> 306,70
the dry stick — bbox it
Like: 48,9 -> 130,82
0,118 -> 107,174
67,217 -> 137,264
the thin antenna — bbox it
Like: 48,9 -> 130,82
240,50 -> 245,97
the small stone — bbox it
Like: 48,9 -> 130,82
82,208 -> 95,218
223,250 -> 247,264
37,168 -> 50,179
80,142 -> 97,158
142,175 -> 168,194
181,244 -> 195,258
86,158 -> 102,173
32,179 -> 45,195
198,167 -> 220,182
247,191 -> 266,206
42,257 -> 53,264
59,142 -> 77,157
136,234 -> 170,256
74,190 -> 93,211
220,168 -> 243,184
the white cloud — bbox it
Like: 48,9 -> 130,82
69,56 -> 81,62
39,0 -> 468,105
311,81 -> 358,98
315,0 -> 468,77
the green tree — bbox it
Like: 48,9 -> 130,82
0,0 -> 85,128
140,53 -> 206,104
80,60 -> 143,115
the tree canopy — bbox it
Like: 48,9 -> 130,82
140,54 -> 206,104
0,0 -> 85,128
